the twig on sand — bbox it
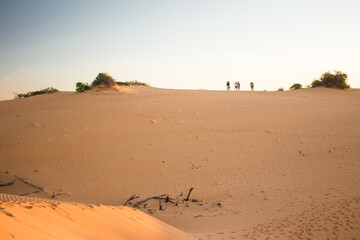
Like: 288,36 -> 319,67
185,187 -> 194,201
19,190 -> 40,196
174,192 -> 183,206
51,191 -> 67,198
123,194 -> 139,206
14,175 -> 45,192
0,179 -> 16,187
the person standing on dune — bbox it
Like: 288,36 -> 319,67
250,82 -> 254,91
226,81 -> 230,91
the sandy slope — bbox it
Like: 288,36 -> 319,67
0,86 -> 360,239
0,194 -> 195,240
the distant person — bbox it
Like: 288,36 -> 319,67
226,81 -> 230,90
250,82 -> 254,91
234,82 -> 238,90
237,82 -> 241,91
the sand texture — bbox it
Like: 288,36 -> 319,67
1,86 -> 360,239
0,194 -> 195,240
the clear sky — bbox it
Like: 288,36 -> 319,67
1,0 -> 359,100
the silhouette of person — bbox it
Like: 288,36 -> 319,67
226,81 -> 230,90
250,82 -> 254,91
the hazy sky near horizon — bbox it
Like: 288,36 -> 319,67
1,0 -> 359,100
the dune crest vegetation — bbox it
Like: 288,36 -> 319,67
311,70 -> 350,89
75,73 -> 149,93
14,87 -> 58,99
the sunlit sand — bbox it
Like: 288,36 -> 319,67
1,86 -> 360,239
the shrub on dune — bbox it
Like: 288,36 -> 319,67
311,71 -> 350,89
289,83 -> 302,90
75,82 -> 90,93
92,73 -> 117,88
116,80 -> 149,86
14,87 -> 58,99
75,73 -> 150,93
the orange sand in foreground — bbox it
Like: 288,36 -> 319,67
0,86 -> 360,239
0,194 -> 195,240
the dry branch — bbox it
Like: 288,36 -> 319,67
185,188 -> 194,201
134,194 -> 166,208
131,189 -> 195,209
0,179 -> 16,187
19,190 -> 40,196
159,200 -> 163,210
174,192 -> 183,206
14,175 -> 45,192
123,194 -> 139,206
174,192 -> 183,201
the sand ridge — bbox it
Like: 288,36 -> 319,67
0,194 -> 196,240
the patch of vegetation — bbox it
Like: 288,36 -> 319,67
289,83 -> 302,90
116,80 -> 149,86
311,70 -> 350,89
14,87 -> 58,99
277,87 -> 284,91
92,73 -> 117,87
75,82 -> 90,93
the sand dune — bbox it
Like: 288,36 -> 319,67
1,86 -> 360,239
0,194 -> 195,240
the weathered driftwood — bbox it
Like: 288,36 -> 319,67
0,179 -> 16,187
128,188 -> 195,209
14,175 -> 45,192
123,194 -> 139,206
134,194 -> 167,208
185,187 -> 194,201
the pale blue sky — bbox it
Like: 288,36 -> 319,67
1,0 -> 359,100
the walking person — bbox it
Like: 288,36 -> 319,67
226,81 -> 230,91
250,82 -> 254,91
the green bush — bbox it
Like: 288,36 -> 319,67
75,82 -> 90,93
290,83 -> 302,90
277,87 -> 284,91
311,80 -> 323,88
14,87 -> 58,99
92,73 -> 117,87
116,80 -> 149,86
311,71 -> 350,89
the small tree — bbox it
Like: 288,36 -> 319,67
277,87 -> 284,91
75,82 -> 90,93
290,83 -> 302,90
311,70 -> 350,89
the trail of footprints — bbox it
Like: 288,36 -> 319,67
202,196 -> 360,240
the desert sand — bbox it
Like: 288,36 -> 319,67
0,193 -> 195,240
0,86 -> 360,239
